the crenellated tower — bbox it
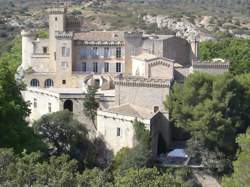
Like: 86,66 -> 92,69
48,7 -> 67,64
21,30 -> 35,69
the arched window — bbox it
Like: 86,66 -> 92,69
30,79 -> 40,87
44,79 -> 54,88
64,100 -> 73,112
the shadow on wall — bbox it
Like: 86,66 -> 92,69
150,112 -> 172,158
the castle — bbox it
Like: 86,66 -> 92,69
20,7 -> 229,156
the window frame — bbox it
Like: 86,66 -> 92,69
116,62 -> 121,73
116,47 -> 121,58
44,79 -> 54,88
30,79 -> 40,87
93,62 -> 98,73
104,62 -> 109,73
82,62 -> 87,72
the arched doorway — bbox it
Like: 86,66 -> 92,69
64,100 -> 73,112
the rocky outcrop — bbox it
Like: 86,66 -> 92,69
143,15 -> 214,42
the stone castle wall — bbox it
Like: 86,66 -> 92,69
115,76 -> 171,111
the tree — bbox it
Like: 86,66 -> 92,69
222,128 -> 250,187
33,110 -> 97,168
83,86 -> 99,130
0,60 -> 45,153
165,72 -> 250,176
0,148 -> 79,186
199,38 -> 250,75
114,167 -> 183,187
118,121 -> 151,172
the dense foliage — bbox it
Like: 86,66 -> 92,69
222,128 -> 250,187
199,38 -> 250,74
165,72 -> 250,176
0,60 -> 45,153
0,148 -> 199,187
33,110 -> 110,169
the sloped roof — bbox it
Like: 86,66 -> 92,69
73,31 -> 125,41
104,104 -> 154,119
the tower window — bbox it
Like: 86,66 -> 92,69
62,47 -> 70,57
62,80 -> 66,85
93,62 -> 98,73
116,62 -> 121,73
55,17 -> 57,21
104,62 -> 109,72
116,47 -> 121,58
43,47 -> 48,54
117,128 -> 121,137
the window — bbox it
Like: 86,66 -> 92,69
43,47 -> 48,54
93,47 -> 98,56
61,61 -> 68,68
44,79 -> 54,88
117,128 -> 121,137
48,103 -> 52,113
62,80 -> 66,84
93,62 -> 98,73
54,52 -> 56,60
30,79 -> 39,87
62,47 -> 70,57
80,48 -> 86,57
116,62 -> 121,73
104,47 -> 109,58
82,62 -> 86,72
34,99 -> 37,108
104,62 -> 109,72
94,79 -> 100,88
116,47 -> 121,58
55,17 -> 57,21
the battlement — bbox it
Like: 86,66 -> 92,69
193,61 -> 230,69
66,16 -> 82,25
124,32 -> 143,39
48,7 -> 67,15
114,74 -> 171,88
55,31 -> 73,39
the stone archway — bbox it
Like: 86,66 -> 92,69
63,100 -> 73,112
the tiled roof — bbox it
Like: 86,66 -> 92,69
73,31 -> 125,41
104,104 -> 154,119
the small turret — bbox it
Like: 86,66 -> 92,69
21,30 -> 35,69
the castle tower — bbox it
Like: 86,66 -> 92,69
21,30 -> 35,69
124,32 -> 143,74
48,7 -> 67,64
